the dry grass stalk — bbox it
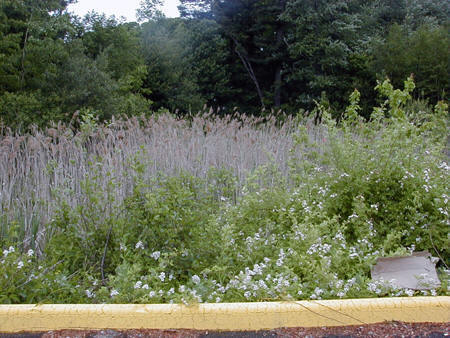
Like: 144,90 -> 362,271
0,113 -> 323,250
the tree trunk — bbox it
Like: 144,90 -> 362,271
274,65 -> 282,108
20,13 -> 33,89
274,0 -> 287,108
274,28 -> 283,108
230,35 -> 265,110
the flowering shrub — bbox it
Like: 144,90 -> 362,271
0,78 -> 448,303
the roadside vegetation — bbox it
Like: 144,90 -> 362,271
1,78 -> 448,303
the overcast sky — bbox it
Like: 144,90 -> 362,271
68,0 -> 180,22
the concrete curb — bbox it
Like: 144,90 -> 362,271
0,297 -> 449,332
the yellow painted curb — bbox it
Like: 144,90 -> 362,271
0,297 -> 449,332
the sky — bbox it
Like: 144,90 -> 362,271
68,0 -> 180,22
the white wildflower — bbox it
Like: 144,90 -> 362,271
27,249 -> 34,257
258,280 -> 268,289
276,249 -> 286,267
134,281 -> 142,289
438,162 -> 449,170
158,272 -> 166,282
404,289 -> 414,297
17,261 -> 24,269
110,289 -> 119,297
349,247 -> 359,259
149,291 -> 156,298
151,251 -> 161,260
318,187 -> 327,195
367,281 -> 382,294
3,246 -> 14,257
294,230 -> 306,241
142,284 -> 149,290
337,291 -> 346,298
347,278 -> 357,285
192,274 -> 201,285
135,241 -> 144,249
314,287 -> 324,296
335,232 -> 345,242
438,208 -> 448,217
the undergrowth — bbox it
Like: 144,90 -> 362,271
0,77 -> 448,303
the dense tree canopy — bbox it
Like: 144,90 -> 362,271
0,0 -> 448,128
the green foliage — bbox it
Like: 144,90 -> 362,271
174,0 -> 448,114
122,172 -> 223,277
282,0 -> 365,110
1,0 -> 448,126
44,161 -> 122,278
372,24 -> 449,103
374,75 -> 415,119
0,91 -> 43,128
137,0 -> 165,22
141,18 -> 220,112
81,14 -> 146,81
0,240 -> 89,303
0,4 -> 151,128
184,19 -> 235,109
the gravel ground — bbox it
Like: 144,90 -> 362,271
1,322 -> 448,338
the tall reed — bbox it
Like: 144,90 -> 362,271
0,113 -> 321,250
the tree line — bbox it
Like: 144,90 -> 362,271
0,0 -> 448,128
